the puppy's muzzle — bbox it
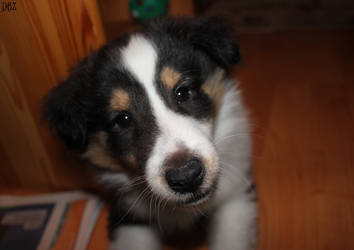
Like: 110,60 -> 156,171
165,158 -> 205,194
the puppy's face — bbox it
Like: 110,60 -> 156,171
44,17 -> 240,206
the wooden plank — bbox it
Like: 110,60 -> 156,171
237,30 -> 354,250
0,39 -> 52,188
0,0 -> 106,189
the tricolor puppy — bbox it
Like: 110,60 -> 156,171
44,17 -> 257,250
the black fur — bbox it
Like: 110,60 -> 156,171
146,16 -> 240,69
43,56 -> 96,149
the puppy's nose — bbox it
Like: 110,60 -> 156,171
165,158 -> 205,194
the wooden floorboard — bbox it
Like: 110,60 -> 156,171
237,29 -> 354,250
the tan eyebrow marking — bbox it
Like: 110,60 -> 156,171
160,66 -> 181,89
202,69 -> 226,116
83,132 -> 140,171
110,89 -> 130,111
82,131 -> 121,170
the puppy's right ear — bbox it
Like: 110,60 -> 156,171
43,56 -> 94,150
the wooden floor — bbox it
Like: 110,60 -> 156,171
2,30 -> 354,250
237,29 -> 354,250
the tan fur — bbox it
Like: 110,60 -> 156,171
126,154 -> 137,166
202,69 -> 226,115
160,66 -> 181,89
202,156 -> 218,187
82,131 -> 121,170
110,89 -> 130,111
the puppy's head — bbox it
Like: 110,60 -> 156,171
43,17 -> 240,206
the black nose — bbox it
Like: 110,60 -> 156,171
165,158 -> 205,194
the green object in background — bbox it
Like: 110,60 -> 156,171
129,0 -> 169,20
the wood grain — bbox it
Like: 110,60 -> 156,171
0,0 -> 105,189
236,30 -> 354,250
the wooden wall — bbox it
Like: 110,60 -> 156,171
0,0 -> 106,189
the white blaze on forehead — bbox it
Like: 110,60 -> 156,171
120,35 -> 157,89
121,35 -> 217,200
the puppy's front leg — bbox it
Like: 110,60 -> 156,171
209,197 -> 258,250
109,225 -> 161,250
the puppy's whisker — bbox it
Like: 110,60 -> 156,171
214,130 -> 263,145
162,197 -> 170,211
128,179 -> 147,187
149,190 -> 154,225
129,175 -> 145,182
219,161 -> 251,186
190,206 -> 198,216
194,205 -> 206,217
157,197 -> 164,233
116,186 -> 150,226
214,133 -> 249,145
219,162 -> 244,176
116,179 -> 147,193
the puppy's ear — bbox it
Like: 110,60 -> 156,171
43,56 -> 94,150
149,16 -> 240,69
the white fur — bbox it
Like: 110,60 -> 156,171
110,226 -> 161,250
121,35 -> 219,202
209,196 -> 257,250
212,82 -> 253,206
208,83 -> 256,250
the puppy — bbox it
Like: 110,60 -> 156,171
44,17 -> 257,250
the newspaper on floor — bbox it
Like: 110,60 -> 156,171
0,191 -> 103,250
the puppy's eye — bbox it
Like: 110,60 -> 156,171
175,86 -> 192,103
114,112 -> 132,129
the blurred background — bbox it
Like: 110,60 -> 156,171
0,0 -> 353,249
